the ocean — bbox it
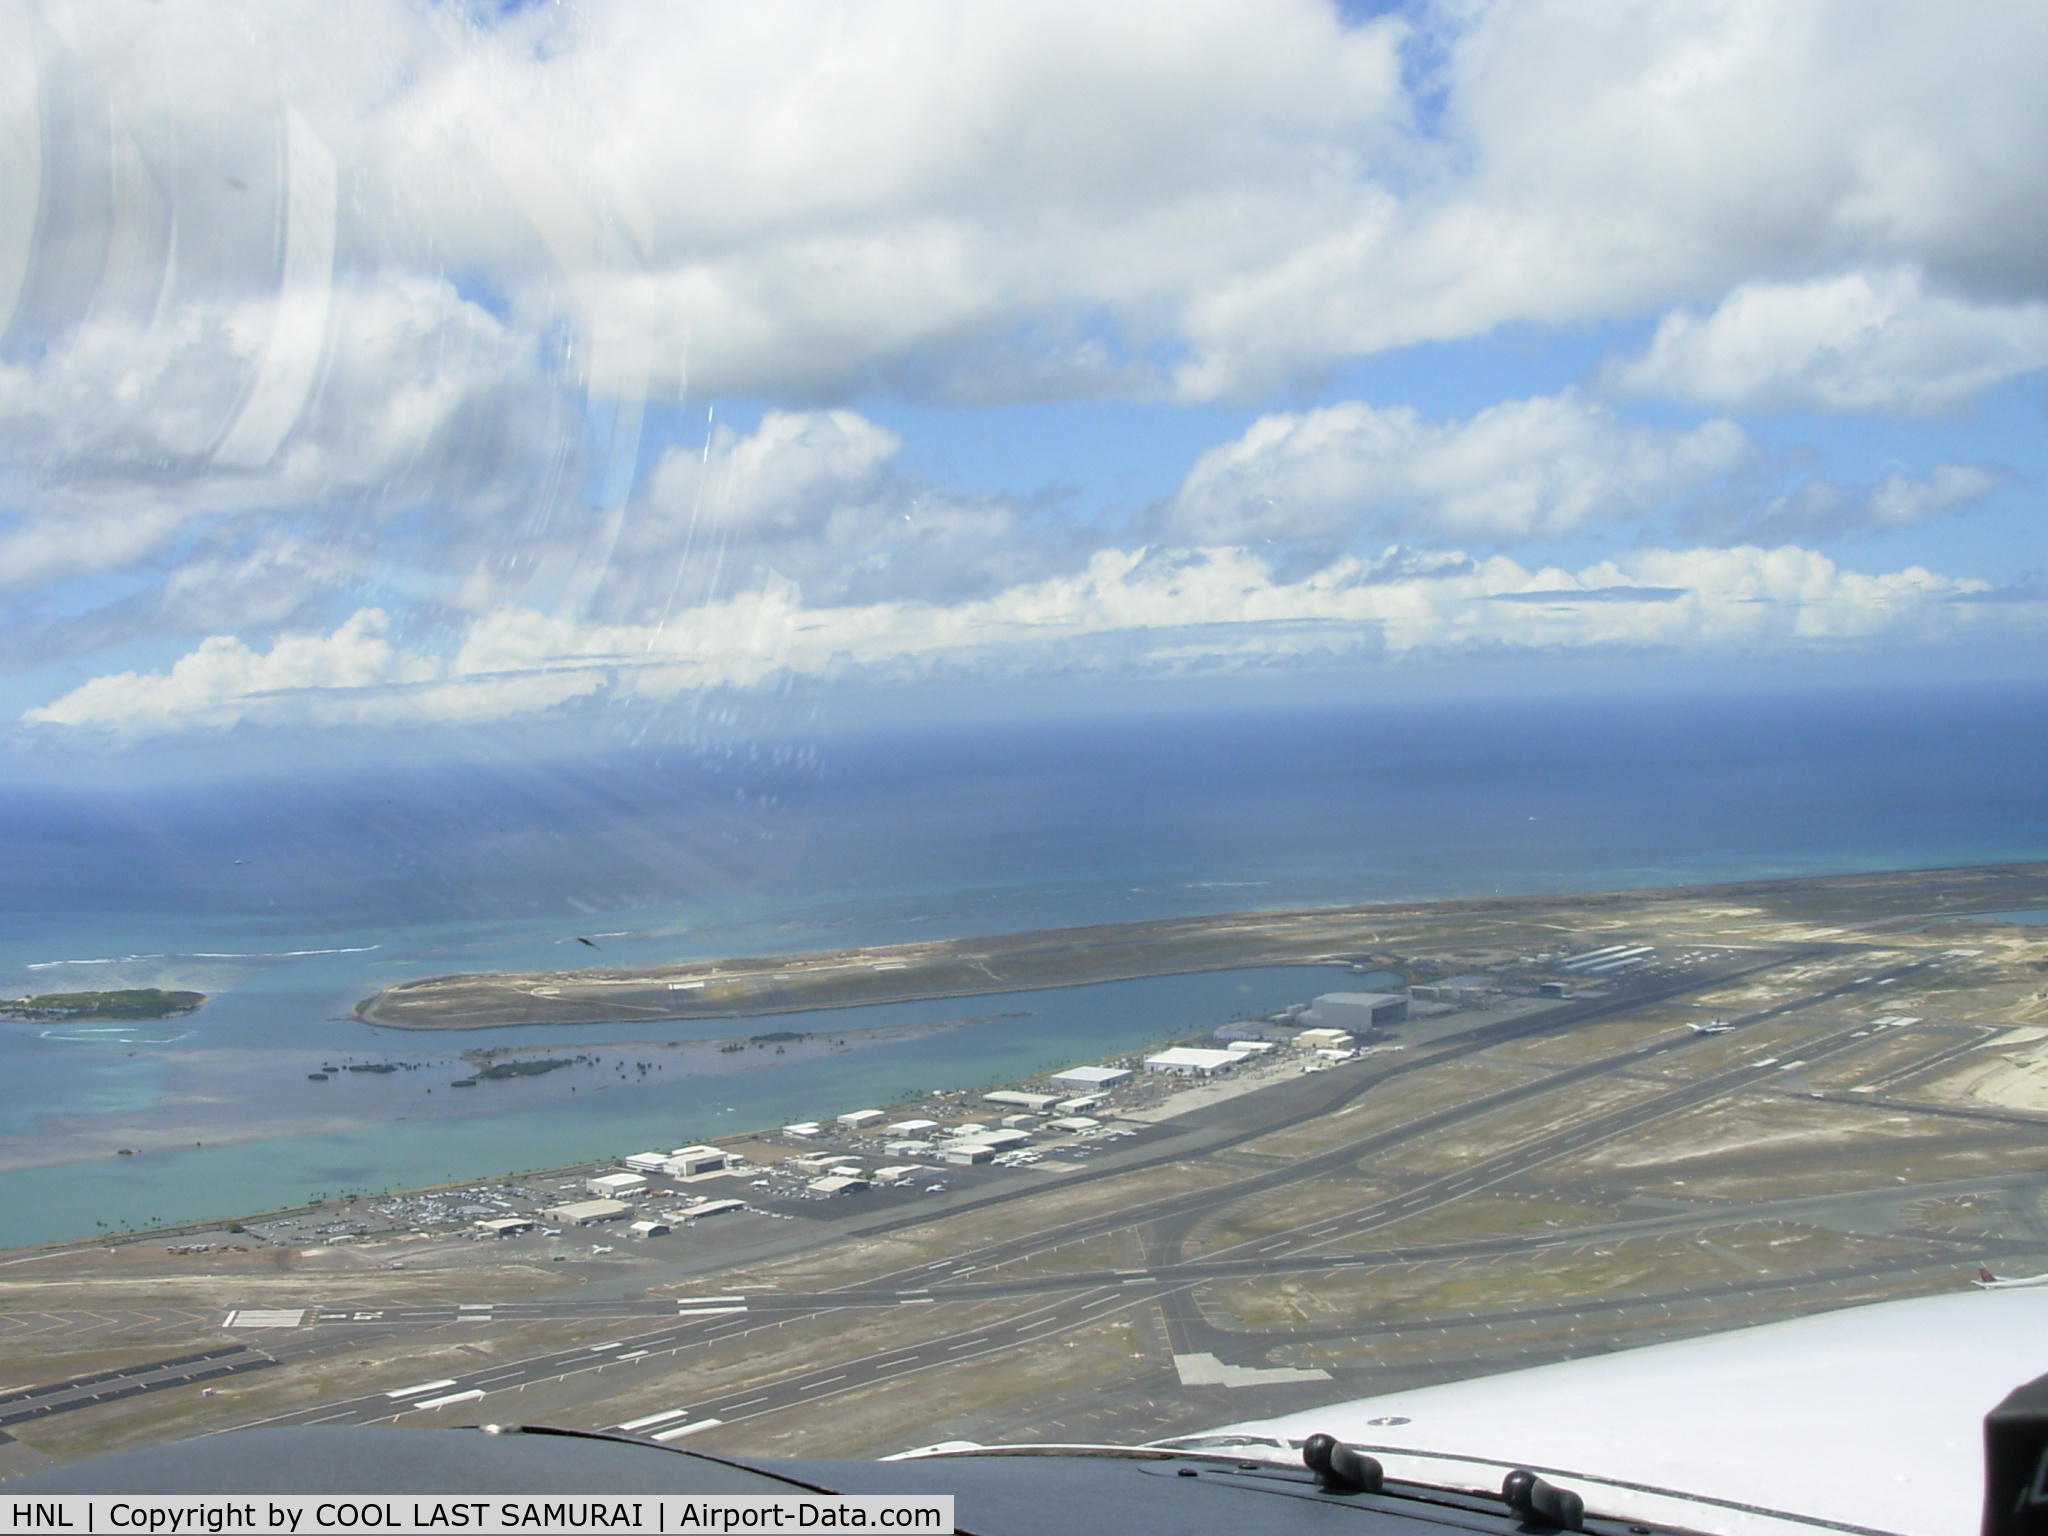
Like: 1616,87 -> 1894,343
3,683 -> 2045,1247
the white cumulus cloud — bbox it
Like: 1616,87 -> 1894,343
23,609 -> 436,734
1167,393 -> 1754,547
1602,268 -> 2048,414
641,411 -> 902,541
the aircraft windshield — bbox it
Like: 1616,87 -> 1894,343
1,1 -> 2045,1513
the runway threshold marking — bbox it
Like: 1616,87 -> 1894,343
616,1407 -> 689,1431
652,1419 -> 721,1441
385,1378 -> 458,1399
411,1389 -> 485,1411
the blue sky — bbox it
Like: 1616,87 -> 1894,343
2,0 -> 2046,759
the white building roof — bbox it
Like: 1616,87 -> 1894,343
1050,1065 -> 1132,1086
948,1127 -> 1031,1150
1145,1047 -> 1240,1072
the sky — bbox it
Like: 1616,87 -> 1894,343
3,0 -> 2047,764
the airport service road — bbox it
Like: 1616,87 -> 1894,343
0,1346 -> 277,1430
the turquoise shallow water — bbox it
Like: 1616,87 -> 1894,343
0,965 -> 1342,1247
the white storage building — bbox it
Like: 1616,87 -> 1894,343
587,1172 -> 648,1198
1143,1047 -> 1240,1076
